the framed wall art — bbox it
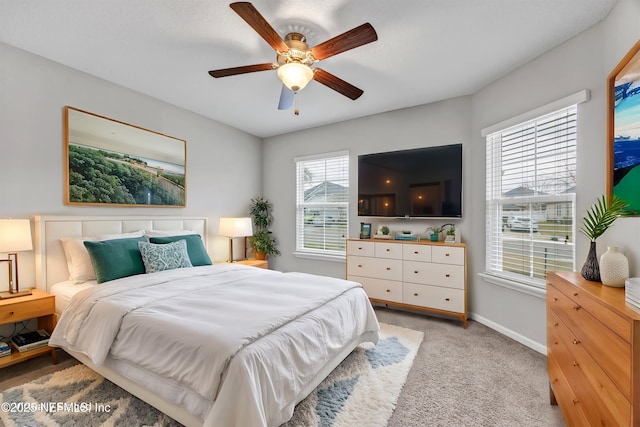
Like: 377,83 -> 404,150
607,39 -> 640,215
359,222 -> 372,239
64,106 -> 186,207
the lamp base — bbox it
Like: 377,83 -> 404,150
0,289 -> 32,300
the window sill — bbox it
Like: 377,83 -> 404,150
478,272 -> 546,299
293,251 -> 346,263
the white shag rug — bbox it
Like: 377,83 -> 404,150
0,323 -> 423,427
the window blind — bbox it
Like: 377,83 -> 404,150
295,152 -> 349,257
485,105 -> 577,287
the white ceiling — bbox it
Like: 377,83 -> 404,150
0,0 -> 617,138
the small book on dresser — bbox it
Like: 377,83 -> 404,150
11,329 -> 50,352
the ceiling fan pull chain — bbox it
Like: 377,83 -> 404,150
294,91 -> 300,116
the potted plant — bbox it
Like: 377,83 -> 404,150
578,194 -> 628,281
249,197 -> 280,260
379,225 -> 390,236
445,224 -> 456,243
426,226 -> 442,242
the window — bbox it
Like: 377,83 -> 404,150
484,97 -> 583,288
295,151 -> 349,259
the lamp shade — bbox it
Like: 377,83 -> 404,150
0,219 -> 32,252
277,62 -> 314,92
219,217 -> 253,238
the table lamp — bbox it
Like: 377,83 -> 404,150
0,219 -> 33,299
219,217 -> 253,263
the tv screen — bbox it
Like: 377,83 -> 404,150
358,144 -> 462,218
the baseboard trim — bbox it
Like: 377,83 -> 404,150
470,312 -> 546,355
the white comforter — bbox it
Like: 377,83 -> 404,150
50,264 -> 379,427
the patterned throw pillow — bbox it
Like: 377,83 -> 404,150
138,239 -> 193,274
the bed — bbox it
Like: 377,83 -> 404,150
35,215 -> 379,427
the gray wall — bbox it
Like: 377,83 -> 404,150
263,0 -> 640,352
0,41 -> 263,286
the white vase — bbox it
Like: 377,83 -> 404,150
599,246 -> 629,287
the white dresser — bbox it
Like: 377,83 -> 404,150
346,238 -> 467,327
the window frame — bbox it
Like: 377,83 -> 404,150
482,91 -> 588,289
294,151 -> 350,262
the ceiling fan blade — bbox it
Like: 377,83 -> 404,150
230,2 -> 289,52
278,85 -> 294,110
313,68 -> 364,100
208,63 -> 276,78
310,23 -> 377,61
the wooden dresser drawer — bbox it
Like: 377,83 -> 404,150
551,273 -> 630,342
374,242 -> 403,259
403,261 -> 464,289
548,309 -> 630,424
547,352 -> 591,427
347,256 -> 402,281
350,276 -> 403,303
431,246 -> 464,265
547,284 -> 631,399
346,240 -> 375,257
403,283 -> 464,312
402,244 -> 431,262
0,297 -> 55,324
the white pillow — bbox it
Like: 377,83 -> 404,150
60,230 -> 144,284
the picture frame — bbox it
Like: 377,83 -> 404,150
64,106 -> 186,207
607,39 -> 640,215
360,222 -> 372,239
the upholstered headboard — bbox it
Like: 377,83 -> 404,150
34,215 -> 208,291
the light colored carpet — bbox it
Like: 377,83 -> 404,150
0,308 -> 566,426
0,322 -> 422,427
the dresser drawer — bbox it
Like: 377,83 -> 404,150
349,276 -> 403,303
347,240 -> 375,257
347,256 -> 402,281
547,284 -> 631,399
548,309 -> 630,423
374,242 -> 403,259
431,246 -> 464,265
403,283 -> 464,313
0,297 -> 55,324
403,261 -> 464,289
550,273 -> 630,342
402,244 -> 431,262
547,352 -> 591,427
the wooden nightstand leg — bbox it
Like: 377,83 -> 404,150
50,348 -> 58,365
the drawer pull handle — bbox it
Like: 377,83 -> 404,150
572,339 -> 580,345
553,297 -> 558,302
386,289 -> 391,293
358,247 -> 362,250
358,264 -> 363,268
414,270 -> 419,274
572,305 -> 581,311
445,274 -> 450,277
414,251 -> 419,254
554,322 -> 559,327
445,253 -> 450,257
572,361 -> 579,367
573,292 -> 578,297
445,298 -> 450,301
414,293 -> 418,296
572,399 -> 579,405
9,311 -> 14,316
386,248 -> 390,252
386,267 -> 391,270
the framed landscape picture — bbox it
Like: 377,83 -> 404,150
64,106 -> 186,207
608,40 -> 640,215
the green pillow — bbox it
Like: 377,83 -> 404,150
84,237 -> 146,284
149,234 -> 212,266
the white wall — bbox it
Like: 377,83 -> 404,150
263,0 -> 640,352
262,96 -> 472,276
0,41 -> 263,286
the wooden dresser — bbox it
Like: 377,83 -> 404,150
546,271 -> 640,426
347,238 -> 467,327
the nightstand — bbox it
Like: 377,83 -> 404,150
235,259 -> 268,269
0,289 -> 57,368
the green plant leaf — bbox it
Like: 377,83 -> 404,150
578,195 -> 629,241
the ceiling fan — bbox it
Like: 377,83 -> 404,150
208,2 -> 378,114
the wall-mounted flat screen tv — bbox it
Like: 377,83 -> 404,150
358,144 -> 463,218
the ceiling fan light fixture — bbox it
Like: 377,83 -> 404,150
277,62 -> 314,92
